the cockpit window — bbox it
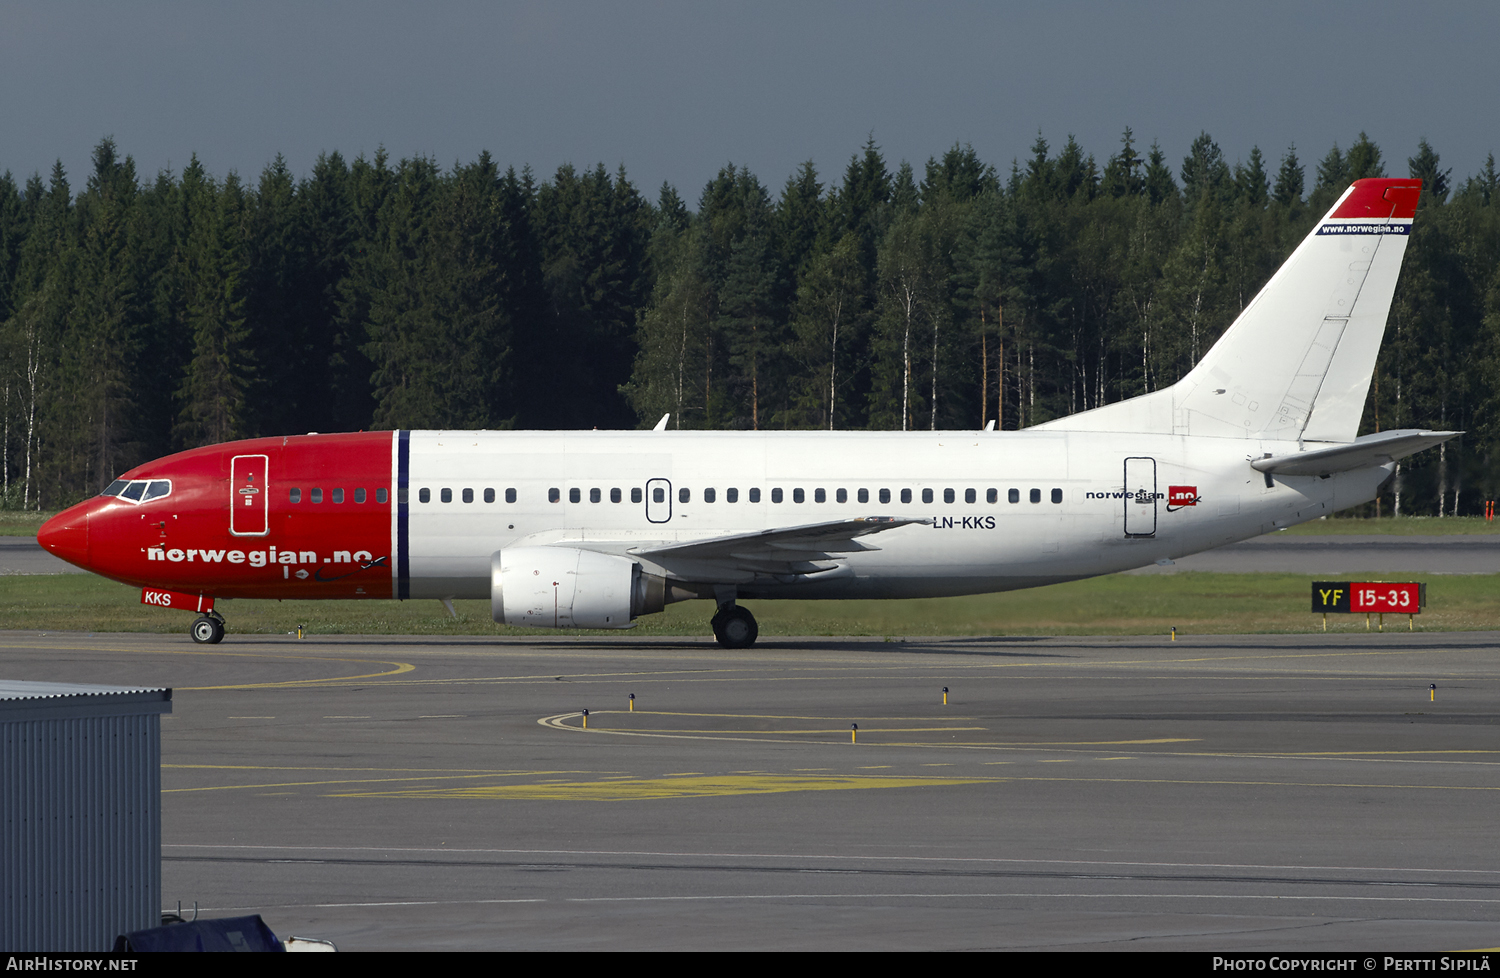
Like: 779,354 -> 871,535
101,478 -> 172,504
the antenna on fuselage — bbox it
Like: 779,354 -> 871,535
653,414 -> 670,432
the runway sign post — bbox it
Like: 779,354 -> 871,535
1312,581 -> 1426,631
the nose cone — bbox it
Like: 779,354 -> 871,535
38,506 -> 89,567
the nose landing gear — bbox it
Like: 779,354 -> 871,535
190,612 -> 226,644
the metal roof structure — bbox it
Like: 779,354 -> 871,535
2,680 -> 173,951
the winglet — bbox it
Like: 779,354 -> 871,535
653,414 -> 670,432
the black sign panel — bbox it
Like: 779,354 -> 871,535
1311,582 -> 1352,613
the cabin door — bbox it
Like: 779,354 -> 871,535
230,454 -> 270,536
1123,456 -> 1157,538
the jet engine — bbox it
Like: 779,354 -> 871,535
491,546 -> 673,629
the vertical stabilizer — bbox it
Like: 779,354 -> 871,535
1038,178 -> 1421,442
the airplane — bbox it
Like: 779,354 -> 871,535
38,178 -> 1454,648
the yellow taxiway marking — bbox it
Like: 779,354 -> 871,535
621,726 -> 987,735
998,775 -> 1500,792
163,764 -> 560,773
331,773 -> 997,801
540,713 -> 1199,747
0,641 -> 417,689
162,769 -> 591,793
183,656 -> 414,690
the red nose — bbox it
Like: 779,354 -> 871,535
38,507 -> 89,567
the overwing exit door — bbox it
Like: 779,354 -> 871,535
231,454 -> 269,536
1123,456 -> 1157,538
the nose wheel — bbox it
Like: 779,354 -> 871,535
711,605 -> 758,649
190,613 -> 226,644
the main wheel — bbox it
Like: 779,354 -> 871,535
711,605 -> 758,649
190,615 -> 225,644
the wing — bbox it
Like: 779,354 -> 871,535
628,516 -> 930,583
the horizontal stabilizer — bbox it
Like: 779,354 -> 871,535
1251,429 -> 1459,477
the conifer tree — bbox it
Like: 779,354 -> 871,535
1407,139 -> 1451,206
1273,145 -> 1305,206
176,167 -> 254,447
1101,128 -> 1144,198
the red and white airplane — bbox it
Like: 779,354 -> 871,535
39,179 -> 1452,647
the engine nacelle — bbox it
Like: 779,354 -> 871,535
491,547 -> 664,630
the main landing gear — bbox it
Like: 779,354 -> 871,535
190,612 -> 226,645
711,603 -> 758,649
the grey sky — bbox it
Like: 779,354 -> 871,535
2,1 -> 1496,203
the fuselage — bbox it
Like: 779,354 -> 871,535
39,428 -> 1389,605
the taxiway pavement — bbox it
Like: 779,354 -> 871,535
3,630 -> 1497,951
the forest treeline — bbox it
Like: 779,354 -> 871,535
1,131 -> 1498,513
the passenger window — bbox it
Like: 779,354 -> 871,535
815,488 -> 826,503
857,488 -> 868,504
1030,488 -> 1041,504
749,488 -> 761,503
312,488 -> 324,504
836,489 -> 846,503
704,488 -> 716,503
632,488 -> 643,503
333,488 -> 345,504
462,488 -> 474,503
727,488 -> 739,503
590,488 -> 601,503
771,488 -> 783,503
1008,488 -> 1019,504
484,488 -> 495,503
440,488 -> 452,503
679,488 -> 690,503
1052,488 -> 1063,504
987,488 -> 997,504
506,488 -> 516,503
943,488 -> 954,504
922,488 -> 934,504
793,488 -> 804,503
900,489 -> 911,504
569,488 -> 581,504
290,488 -> 301,503
610,488 -> 621,503
355,488 -> 366,504
377,488 -> 388,504
879,489 -> 890,504
549,488 -> 560,503
653,487 -> 665,503
965,488 -> 976,504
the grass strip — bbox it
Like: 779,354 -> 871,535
3,571 -> 1495,638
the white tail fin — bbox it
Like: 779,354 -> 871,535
1038,178 -> 1422,443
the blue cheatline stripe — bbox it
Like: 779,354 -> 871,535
398,430 -> 410,600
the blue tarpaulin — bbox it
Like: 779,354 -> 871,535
114,915 -> 285,952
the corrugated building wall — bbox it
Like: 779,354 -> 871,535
1,682 -> 172,952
